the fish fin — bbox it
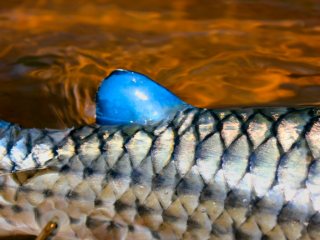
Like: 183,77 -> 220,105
96,69 -> 188,125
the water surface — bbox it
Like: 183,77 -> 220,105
0,0 -> 320,128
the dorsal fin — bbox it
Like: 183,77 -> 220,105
96,69 -> 188,125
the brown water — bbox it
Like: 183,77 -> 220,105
0,0 -> 320,129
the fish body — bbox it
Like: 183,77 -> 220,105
1,106 -> 320,240
0,70 -> 320,240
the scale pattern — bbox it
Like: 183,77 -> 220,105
1,107 -> 320,239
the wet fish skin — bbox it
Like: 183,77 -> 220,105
0,107 -> 320,239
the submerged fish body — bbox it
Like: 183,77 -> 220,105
1,71 -> 320,240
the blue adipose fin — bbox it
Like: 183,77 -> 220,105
96,69 -> 188,125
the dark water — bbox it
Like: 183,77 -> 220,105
0,0 -> 320,129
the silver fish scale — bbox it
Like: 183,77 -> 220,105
0,107 -> 320,240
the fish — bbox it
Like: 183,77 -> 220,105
0,69 -> 320,240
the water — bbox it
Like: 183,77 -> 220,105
0,0 -> 320,129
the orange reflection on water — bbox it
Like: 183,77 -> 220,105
0,0 -> 320,128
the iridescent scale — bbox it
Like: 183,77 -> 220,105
1,107 -> 320,239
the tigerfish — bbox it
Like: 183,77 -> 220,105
0,69 -> 320,240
